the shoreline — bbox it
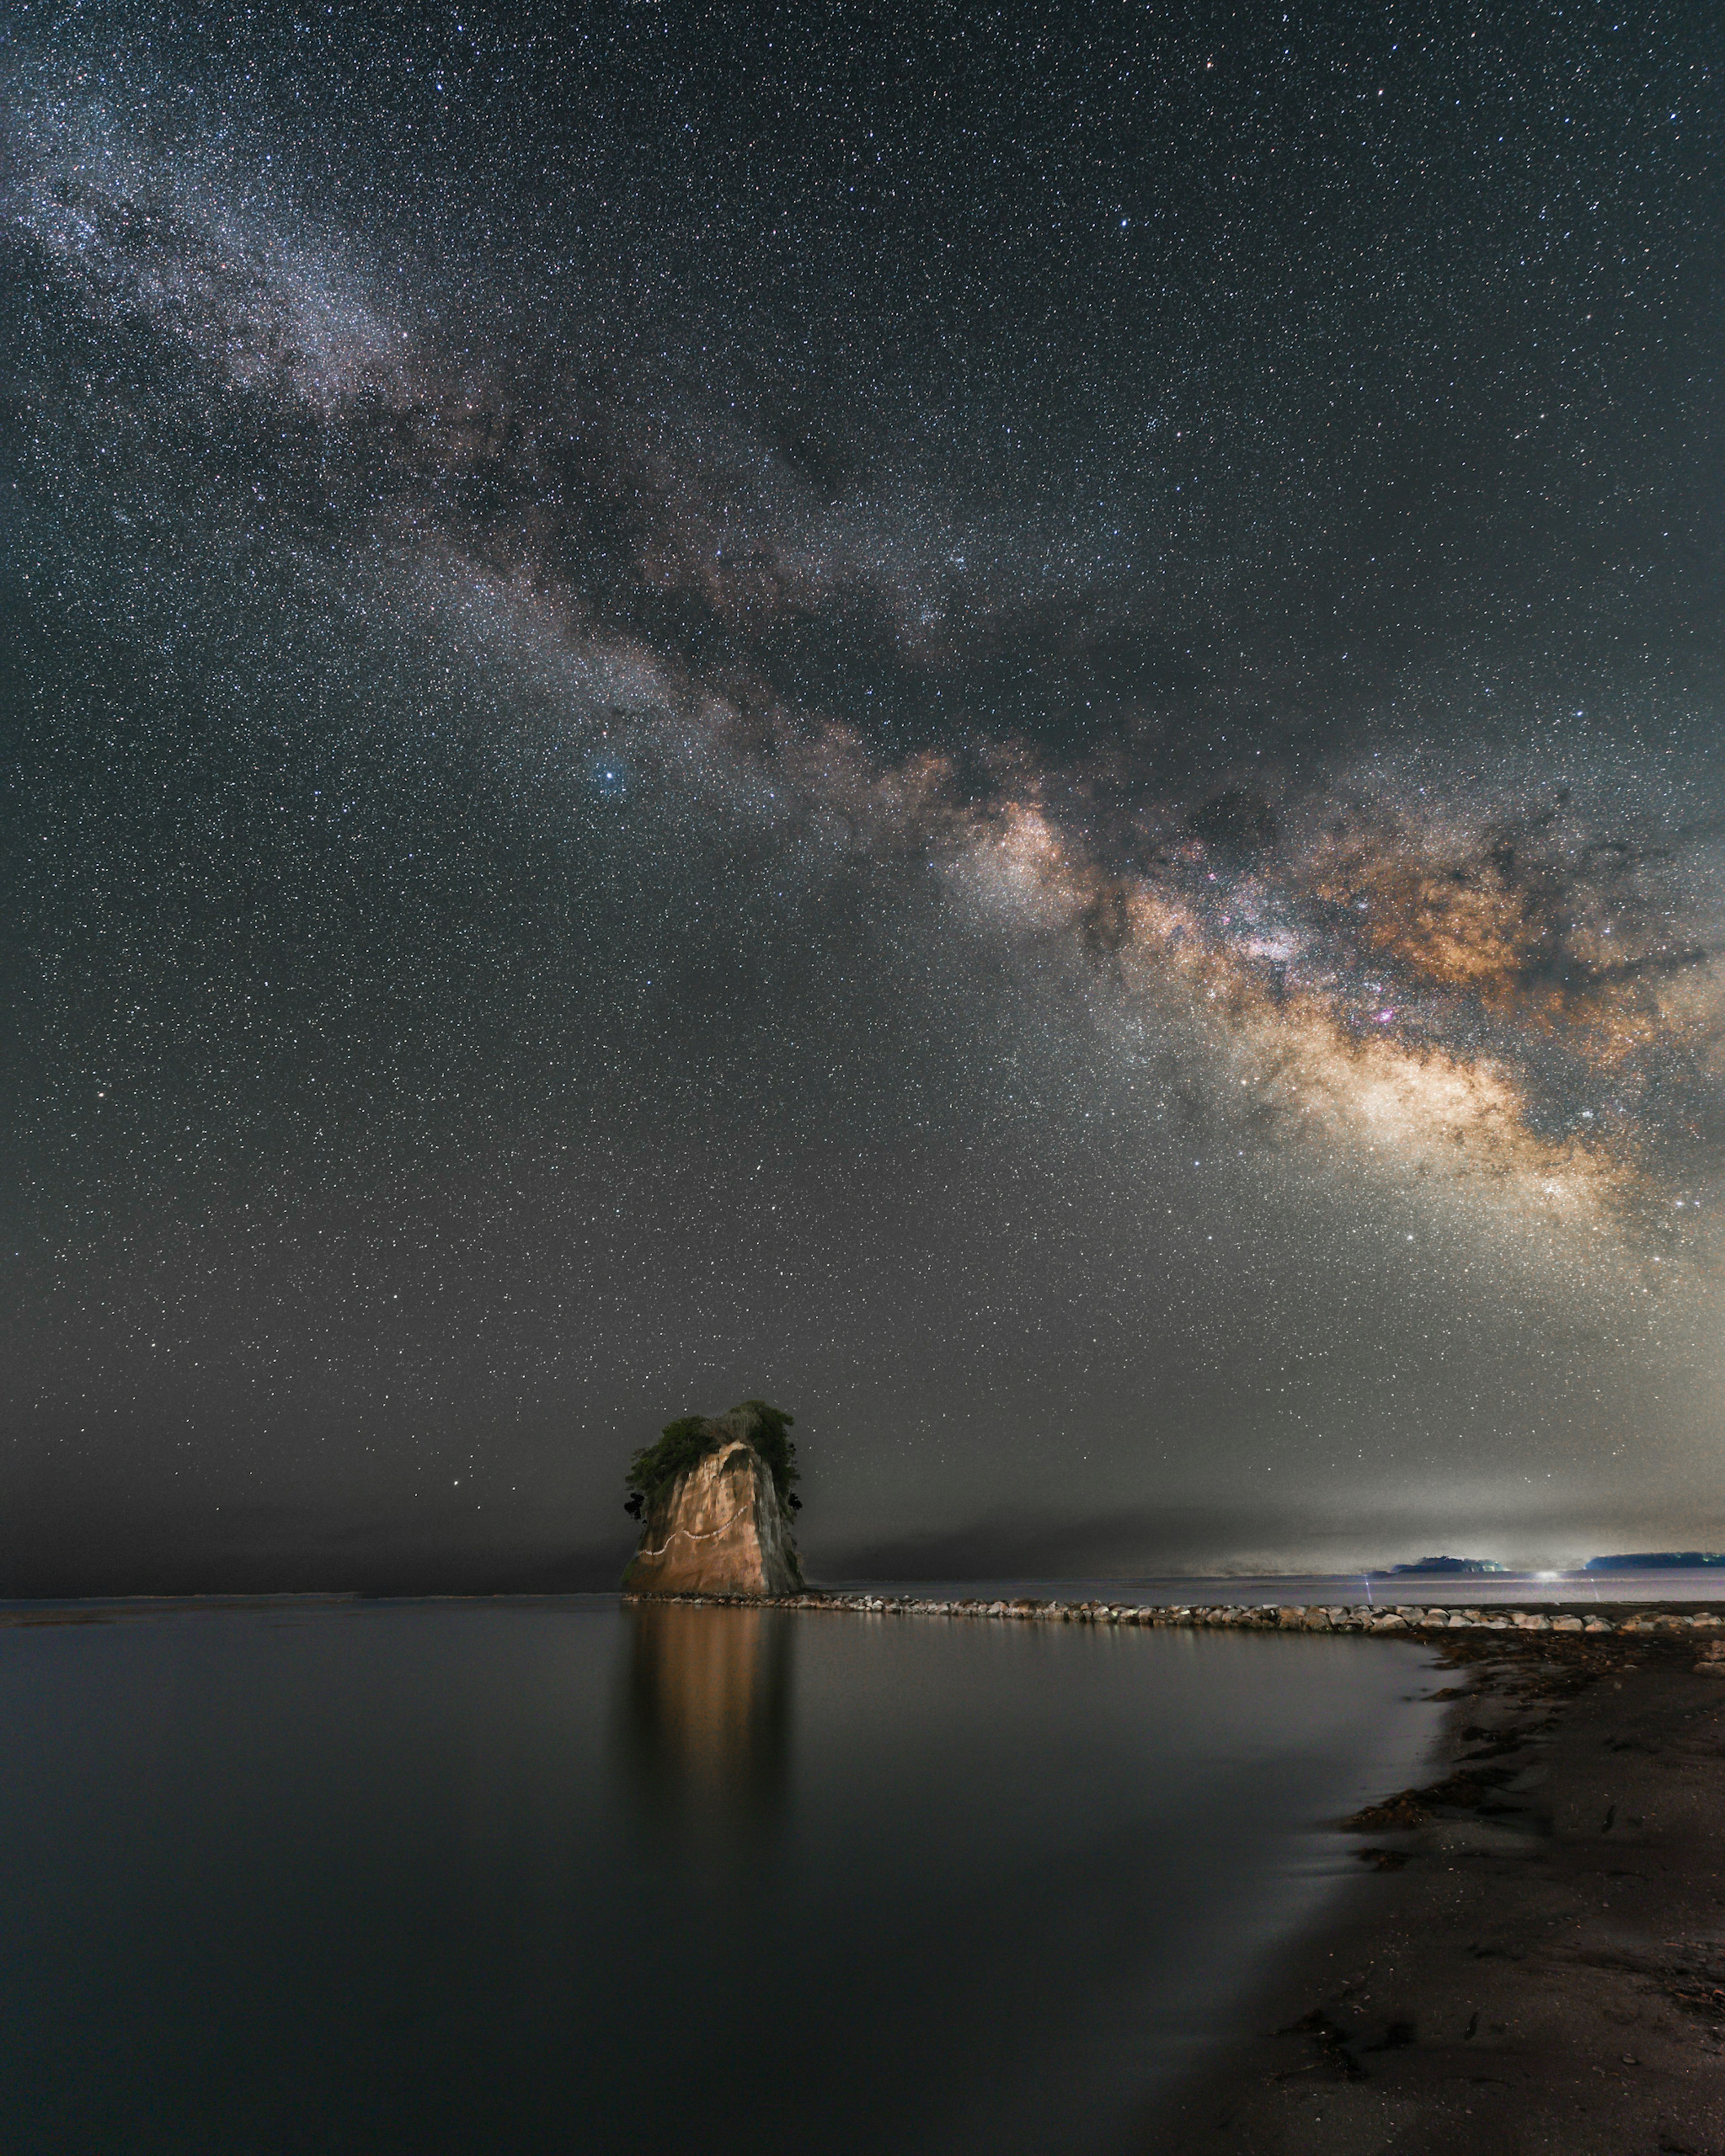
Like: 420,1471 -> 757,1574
1145,1625 -> 1725,2153
637,1586 -> 1725,2147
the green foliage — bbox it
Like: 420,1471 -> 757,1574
735,1400 -> 798,1501
624,1401 -> 800,1509
626,1416 -> 715,1503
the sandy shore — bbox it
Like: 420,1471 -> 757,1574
1147,1623 -> 1725,2155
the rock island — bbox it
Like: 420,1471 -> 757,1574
621,1400 -> 804,1599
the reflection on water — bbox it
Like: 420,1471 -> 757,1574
0,1600 -> 1448,2156
621,1600 -> 791,1829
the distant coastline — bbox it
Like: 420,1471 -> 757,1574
1584,1550 -> 1725,1570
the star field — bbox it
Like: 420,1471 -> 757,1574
2,0 -> 1721,1589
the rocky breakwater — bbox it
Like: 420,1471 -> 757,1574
619,1589 -> 1725,1651
621,1400 -> 804,1599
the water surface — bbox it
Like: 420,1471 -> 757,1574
0,1598 -> 1441,2154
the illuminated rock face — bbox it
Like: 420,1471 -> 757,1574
622,1440 -> 804,1598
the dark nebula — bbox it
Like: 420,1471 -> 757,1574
2,2 -> 1721,1589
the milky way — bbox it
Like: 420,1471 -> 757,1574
4,4 -> 1722,1589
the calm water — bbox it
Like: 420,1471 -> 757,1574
0,1598 -> 1443,2155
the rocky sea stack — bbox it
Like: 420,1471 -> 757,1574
621,1400 -> 804,1599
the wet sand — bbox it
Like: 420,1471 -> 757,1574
1150,1625 -> 1725,2155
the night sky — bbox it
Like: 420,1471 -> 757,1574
3,2 -> 1721,1592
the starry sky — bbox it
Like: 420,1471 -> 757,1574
3,0 -> 1722,1591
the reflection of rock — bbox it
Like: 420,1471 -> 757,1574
622,1599 -> 791,1822
622,1438 -> 803,1598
